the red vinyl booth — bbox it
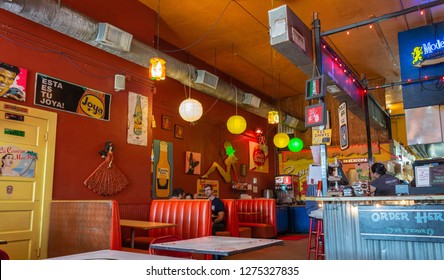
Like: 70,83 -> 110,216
236,199 -> 277,238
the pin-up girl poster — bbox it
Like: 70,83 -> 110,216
0,146 -> 37,177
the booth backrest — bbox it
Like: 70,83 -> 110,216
48,200 -> 121,258
236,199 -> 277,236
219,199 -> 240,237
148,200 -> 212,239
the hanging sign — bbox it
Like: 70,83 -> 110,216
34,73 -> 111,121
305,75 -> 325,100
338,101 -> 349,150
305,102 -> 326,128
312,128 -> 332,145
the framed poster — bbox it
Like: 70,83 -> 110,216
127,92 -> 148,146
161,115 -> 172,130
305,102 -> 326,128
0,62 -> 27,102
174,124 -> 184,139
185,151 -> 201,174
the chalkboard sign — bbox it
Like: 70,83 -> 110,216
358,205 -> 444,242
430,165 -> 444,187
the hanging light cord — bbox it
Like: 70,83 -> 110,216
156,0 -> 161,51
233,85 -> 238,115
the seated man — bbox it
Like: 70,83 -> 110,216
170,188 -> 184,199
203,184 -> 226,235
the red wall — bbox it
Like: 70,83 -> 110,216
0,0 -> 276,203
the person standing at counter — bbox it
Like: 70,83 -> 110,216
369,162 -> 400,196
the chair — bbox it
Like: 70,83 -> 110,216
148,235 -> 192,259
0,249 -> 10,260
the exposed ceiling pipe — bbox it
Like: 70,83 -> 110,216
0,0 -> 305,131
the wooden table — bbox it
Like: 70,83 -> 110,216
47,249 -> 184,260
120,219 -> 177,248
149,235 -> 284,260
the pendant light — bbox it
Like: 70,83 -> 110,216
149,0 -> 166,81
226,87 -> 247,134
288,137 -> 304,152
273,124 -> 290,148
179,64 -> 203,122
273,133 -> 290,148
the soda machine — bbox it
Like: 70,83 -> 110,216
275,175 -> 298,204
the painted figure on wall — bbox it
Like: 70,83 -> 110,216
201,141 -> 238,183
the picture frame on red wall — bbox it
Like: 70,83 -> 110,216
161,115 -> 172,130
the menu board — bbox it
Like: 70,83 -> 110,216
415,166 -> 430,187
430,165 -> 444,187
359,205 -> 444,242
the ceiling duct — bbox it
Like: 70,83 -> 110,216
0,0 -> 305,131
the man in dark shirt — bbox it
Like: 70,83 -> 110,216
369,162 -> 400,196
203,184 -> 226,235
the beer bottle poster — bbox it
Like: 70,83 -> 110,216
127,92 -> 148,146
152,140 -> 173,198
34,73 -> 111,121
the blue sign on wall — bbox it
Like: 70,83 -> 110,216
399,22 -> 444,109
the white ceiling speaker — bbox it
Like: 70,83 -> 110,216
96,23 -> 133,52
114,74 -> 126,92
195,70 -> 219,89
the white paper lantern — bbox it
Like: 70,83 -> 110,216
179,98 -> 203,122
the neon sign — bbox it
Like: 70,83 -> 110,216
411,38 -> 444,67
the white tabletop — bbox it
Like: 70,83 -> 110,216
149,236 -> 284,257
47,249 -> 186,260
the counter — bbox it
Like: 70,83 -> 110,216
306,195 -> 444,260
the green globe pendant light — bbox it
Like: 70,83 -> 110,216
288,137 -> 303,152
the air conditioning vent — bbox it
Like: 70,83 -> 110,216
242,93 -> 261,108
95,23 -> 133,52
195,70 -> 219,89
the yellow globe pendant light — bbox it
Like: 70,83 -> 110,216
273,132 -> 290,148
227,115 -> 247,134
179,98 -> 203,122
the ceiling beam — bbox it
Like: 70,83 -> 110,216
321,0 -> 444,36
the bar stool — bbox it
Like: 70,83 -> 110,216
307,217 -> 325,260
